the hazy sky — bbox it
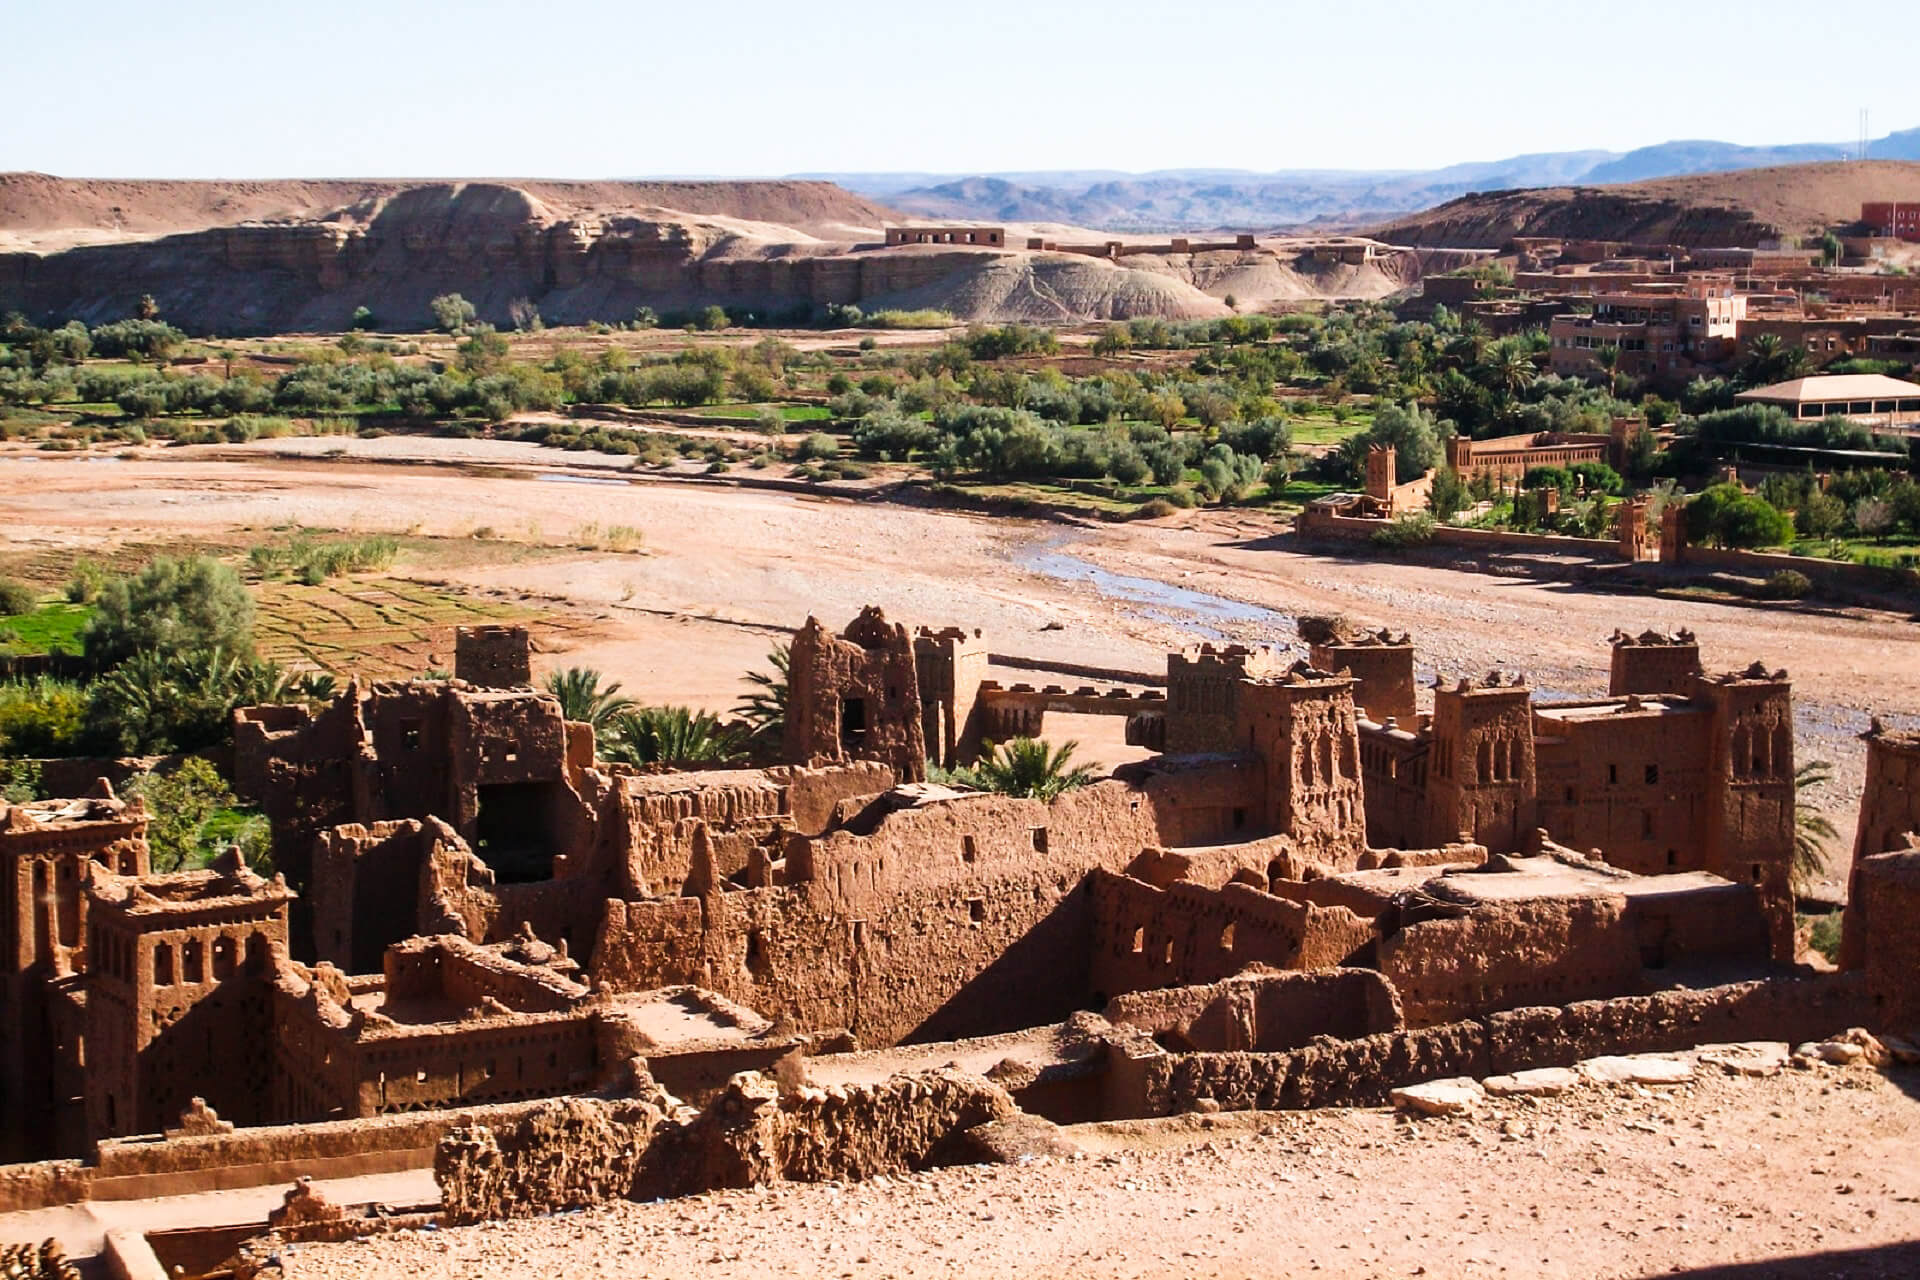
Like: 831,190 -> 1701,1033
6,0 -> 1914,179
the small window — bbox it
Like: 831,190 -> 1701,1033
1219,923 -> 1235,952
1751,863 -> 1763,883
1607,763 -> 1619,785
1231,807 -> 1247,830
401,719 -> 423,751
1666,849 -> 1678,868
1130,926 -> 1144,954
968,899 -> 985,924
961,835 -> 977,864
852,920 -> 867,948
1030,827 -> 1048,853
1644,764 -> 1659,786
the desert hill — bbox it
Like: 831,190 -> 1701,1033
0,173 -> 899,251
0,175 -> 1429,332
1368,160 -> 1920,248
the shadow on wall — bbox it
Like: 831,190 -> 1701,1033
1631,1241 -> 1920,1279
902,884 -> 1096,1046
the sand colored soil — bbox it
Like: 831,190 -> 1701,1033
0,172 -> 899,251
286,1059 -> 1920,1280
0,438 -> 1911,888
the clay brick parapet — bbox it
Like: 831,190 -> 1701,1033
1133,973 -> 1873,1116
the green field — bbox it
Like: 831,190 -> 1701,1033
0,602 -> 94,655
253,576 -> 530,677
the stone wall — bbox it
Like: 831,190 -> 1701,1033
1088,872 -> 1372,1005
1131,974 -> 1875,1116
1103,967 -> 1402,1052
436,1069 -> 1015,1224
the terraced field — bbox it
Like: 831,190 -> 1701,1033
253,576 -> 533,678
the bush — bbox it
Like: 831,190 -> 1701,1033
1371,512 -> 1436,550
1133,497 -> 1179,520
1758,569 -> 1813,600
125,758 -> 236,872
0,677 -> 89,756
0,578 -> 36,617
796,432 -> 841,461
1685,484 -> 1793,550
430,293 -> 476,333
83,556 -> 255,666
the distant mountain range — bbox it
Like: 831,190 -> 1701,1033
800,127 -> 1920,232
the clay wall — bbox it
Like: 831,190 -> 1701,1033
353,1013 -> 601,1115
1087,872 -> 1371,1004
1694,672 -> 1796,960
1102,966 -> 1398,1052
309,822 -> 429,974
1531,702 -> 1711,875
1354,722 -> 1430,849
1293,508 -> 1624,559
453,625 -> 531,689
382,935 -> 587,1013
914,628 -> 988,767
1164,646 -> 1285,755
1841,729 -> 1920,969
591,776 -> 1298,1048
783,610 -> 927,782
1309,635 -> 1415,726
1234,674 -> 1367,858
885,227 -> 1006,248
1850,846 -> 1920,1028
437,1069 -> 1015,1224
1609,631 -> 1702,696
1375,878 -> 1772,1027
1130,974 -> 1874,1116
1427,679 -> 1537,853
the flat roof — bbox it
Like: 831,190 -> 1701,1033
1735,373 -> 1920,403
1534,697 -> 1703,723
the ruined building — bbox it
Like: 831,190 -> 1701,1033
0,614 -> 1893,1188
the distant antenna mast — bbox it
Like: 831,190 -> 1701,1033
1859,108 -> 1870,161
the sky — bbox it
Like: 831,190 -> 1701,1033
4,0 -> 1916,180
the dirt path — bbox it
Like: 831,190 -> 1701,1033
287,1062 -> 1920,1280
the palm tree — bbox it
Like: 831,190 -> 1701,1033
971,738 -> 1101,801
601,706 -> 740,768
1485,342 -> 1537,404
731,643 -> 790,757
542,666 -> 633,732
1592,343 -> 1623,397
1792,759 -> 1841,894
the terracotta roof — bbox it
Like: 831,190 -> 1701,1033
1734,373 -> 1920,402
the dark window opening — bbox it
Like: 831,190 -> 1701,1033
1607,763 -> 1618,785
400,719 -> 423,751
1751,863 -> 1762,883
746,928 -> 770,978
961,835 -> 977,863
1645,764 -> 1660,785
1232,807 -> 1247,830
968,898 -> 985,924
473,782 -> 555,883
840,698 -> 868,752
1030,827 -> 1048,853
852,920 -> 867,948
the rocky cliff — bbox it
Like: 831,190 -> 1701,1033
0,176 -> 1438,332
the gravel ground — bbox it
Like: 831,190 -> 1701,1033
287,1057 -> 1920,1280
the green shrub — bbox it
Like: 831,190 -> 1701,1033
1758,569 -> 1813,600
0,677 -> 89,756
0,759 -> 44,804
796,432 -> 841,461
0,578 -> 36,617
83,556 -> 255,666
1371,512 -> 1437,550
1134,497 -> 1180,520
125,759 -> 236,872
